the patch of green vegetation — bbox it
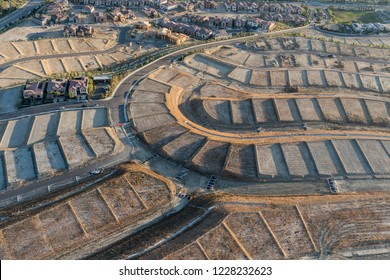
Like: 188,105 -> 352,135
331,9 -> 382,24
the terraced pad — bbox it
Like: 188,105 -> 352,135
225,213 -> 284,259
39,203 -> 85,252
191,140 -> 230,175
224,145 -> 257,179
133,114 -> 176,133
70,190 -> 117,236
2,217 -> 53,259
140,123 -> 188,148
163,132 -> 206,162
262,207 -> 315,258
198,224 -> 248,260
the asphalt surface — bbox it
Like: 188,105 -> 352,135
0,0 -> 43,30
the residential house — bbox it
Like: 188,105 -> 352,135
224,1 -> 237,12
181,14 -> 192,23
168,32 -> 189,45
94,12 -> 107,23
108,10 -> 126,22
23,81 -> 47,100
196,27 -> 212,39
260,3 -> 270,13
142,7 -> 160,18
204,0 -> 217,9
161,1 -> 178,11
120,8 -> 136,19
209,16 -> 233,29
234,16 -> 245,28
190,14 -> 209,25
373,22 -> 386,32
213,29 -> 230,39
144,27 -> 189,45
46,1 -> 68,16
178,2 -> 195,12
246,18 -> 259,29
134,21 -> 151,30
364,23 -> 376,32
157,17 -> 171,26
194,0 -> 204,10
68,77 -> 88,99
63,24 -> 77,36
76,25 -> 95,37
46,78 -> 68,100
351,22 -> 363,32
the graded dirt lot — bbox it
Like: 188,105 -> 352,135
0,30 -> 124,88
132,192 -> 390,260
129,38 -> 390,185
0,163 -> 176,259
0,108 -> 123,190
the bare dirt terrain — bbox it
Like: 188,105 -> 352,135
3,35 -> 390,260
0,108 -> 123,190
129,38 -> 390,186
84,192 -> 390,260
0,163 -> 176,259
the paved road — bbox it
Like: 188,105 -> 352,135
0,0 -> 43,30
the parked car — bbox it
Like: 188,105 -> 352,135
90,169 -> 102,175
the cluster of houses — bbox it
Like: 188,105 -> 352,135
23,77 -> 89,101
69,5 -> 137,23
224,2 -> 307,26
143,27 -> 190,45
63,24 -> 95,37
224,1 -> 259,12
349,22 -> 388,33
207,15 -> 274,30
71,0 -> 213,11
39,0 -> 69,25
168,13 -> 275,33
258,3 -> 307,26
325,22 -> 388,34
157,17 -> 213,40
224,2 -> 302,14
141,7 -> 160,18
157,14 -> 275,40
